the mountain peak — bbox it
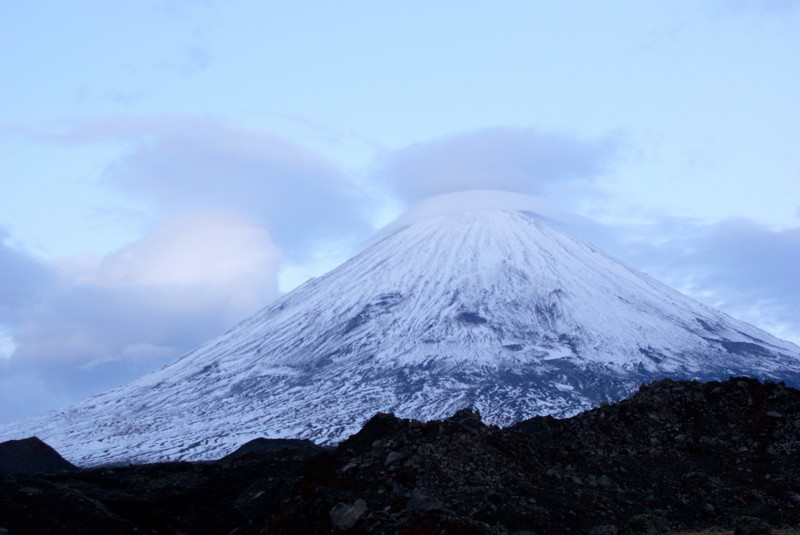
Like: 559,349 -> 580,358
2,209 -> 799,465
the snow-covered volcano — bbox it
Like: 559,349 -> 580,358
3,210 -> 800,465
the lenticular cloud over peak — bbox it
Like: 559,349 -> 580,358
380,128 -> 621,202
367,190 -> 596,247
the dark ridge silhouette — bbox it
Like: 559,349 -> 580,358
0,436 -> 77,474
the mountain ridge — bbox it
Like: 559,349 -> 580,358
1,210 -> 799,465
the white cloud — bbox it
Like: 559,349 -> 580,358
62,115 -> 371,256
87,210 -> 280,288
14,210 -> 281,367
379,127 -> 621,203
33,114 -> 372,257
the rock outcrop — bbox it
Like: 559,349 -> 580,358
0,437 -> 77,475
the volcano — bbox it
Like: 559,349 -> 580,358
2,210 -> 799,465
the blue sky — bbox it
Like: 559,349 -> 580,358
1,0 -> 799,421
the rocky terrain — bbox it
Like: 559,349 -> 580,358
2,377 -> 800,534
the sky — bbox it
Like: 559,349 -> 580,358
0,0 -> 799,422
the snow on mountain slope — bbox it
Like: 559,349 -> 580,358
2,210 -> 799,465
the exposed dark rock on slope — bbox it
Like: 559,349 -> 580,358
2,378 -> 800,534
0,437 -> 77,475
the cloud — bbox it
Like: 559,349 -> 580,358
86,210 -> 280,289
0,229 -> 54,324
47,114 -> 371,257
0,235 -> 63,420
612,217 -> 800,345
0,211 -> 282,422
379,127 -> 622,203
366,190 -> 600,248
0,371 -> 69,423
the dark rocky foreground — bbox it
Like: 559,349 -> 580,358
2,377 -> 800,534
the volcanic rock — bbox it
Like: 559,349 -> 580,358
0,437 -> 77,475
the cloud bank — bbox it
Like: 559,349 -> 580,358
0,230 -> 54,326
616,218 -> 800,345
0,211 -> 282,421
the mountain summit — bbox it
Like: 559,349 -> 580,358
3,210 -> 800,465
